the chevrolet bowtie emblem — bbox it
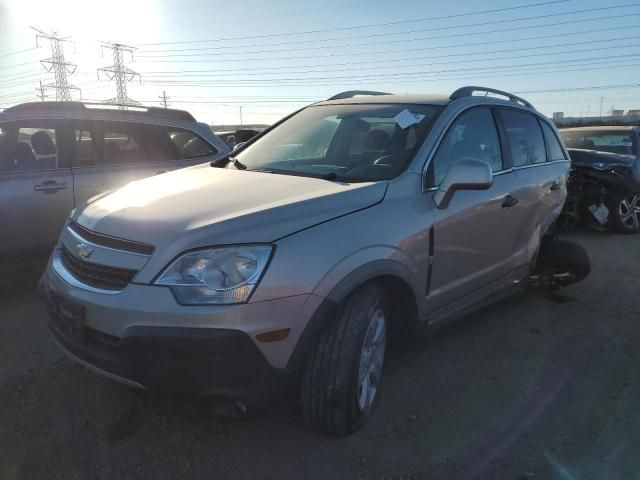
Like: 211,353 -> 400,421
76,243 -> 94,259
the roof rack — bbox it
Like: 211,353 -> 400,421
327,90 -> 392,101
449,86 -> 534,109
4,101 -> 196,122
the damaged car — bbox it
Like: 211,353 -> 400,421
40,87 -> 589,436
559,126 -> 640,233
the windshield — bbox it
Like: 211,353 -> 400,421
231,103 -> 442,181
560,129 -> 635,155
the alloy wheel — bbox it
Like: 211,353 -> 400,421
357,306 -> 386,414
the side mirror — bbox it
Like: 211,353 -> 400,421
233,141 -> 246,151
433,157 -> 493,209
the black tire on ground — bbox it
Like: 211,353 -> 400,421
607,194 -> 640,234
301,283 -> 388,436
536,238 -> 591,285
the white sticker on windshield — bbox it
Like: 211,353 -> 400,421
394,109 -> 425,129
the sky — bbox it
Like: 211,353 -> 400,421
0,0 -> 639,125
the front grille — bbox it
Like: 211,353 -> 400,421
60,246 -> 138,291
68,221 -> 155,255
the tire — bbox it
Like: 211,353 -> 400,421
536,238 -> 591,286
301,283 -> 388,436
608,194 -> 640,234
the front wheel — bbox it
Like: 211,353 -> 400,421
608,194 -> 640,234
301,284 -> 387,436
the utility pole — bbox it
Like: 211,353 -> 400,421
97,43 -> 140,105
35,80 -> 47,101
239,106 -> 243,126
586,105 -> 590,118
599,96 -> 604,117
159,90 -> 170,108
32,27 -> 79,101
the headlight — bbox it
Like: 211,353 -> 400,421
155,245 -> 273,305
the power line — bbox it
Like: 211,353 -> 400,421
0,47 -> 37,59
138,19 -> 638,56
138,57 -> 640,88
136,18 -> 640,75
97,43 -> 140,105
138,21 -> 640,65
138,0 -> 573,45
138,47 -> 640,85
139,10 -> 640,59
32,27 -> 79,101
138,36 -> 640,81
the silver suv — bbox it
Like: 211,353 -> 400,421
0,102 -> 229,271
41,87 -> 572,435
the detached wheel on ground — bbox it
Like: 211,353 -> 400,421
608,194 -> 640,234
533,238 -> 591,290
301,283 -> 388,436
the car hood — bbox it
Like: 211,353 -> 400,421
567,148 -> 637,168
74,163 -> 386,251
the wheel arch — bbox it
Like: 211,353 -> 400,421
287,258 -> 421,372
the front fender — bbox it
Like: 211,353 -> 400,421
312,246 -> 423,308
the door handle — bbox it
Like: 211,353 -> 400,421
34,181 -> 68,193
502,194 -> 519,208
550,180 -> 561,191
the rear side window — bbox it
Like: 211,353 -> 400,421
101,125 -> 148,165
427,108 -> 503,187
165,128 -> 218,159
72,122 -> 155,166
75,129 -> 99,165
0,122 -> 59,173
500,110 -> 547,166
540,121 -> 566,161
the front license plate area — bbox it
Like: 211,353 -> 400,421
49,293 -> 86,336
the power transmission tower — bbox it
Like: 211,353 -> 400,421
159,90 -> 170,108
35,80 -> 47,101
97,43 -> 140,105
32,27 -> 79,101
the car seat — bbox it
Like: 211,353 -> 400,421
31,130 -> 57,169
13,142 -> 36,171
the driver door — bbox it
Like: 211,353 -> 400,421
426,107 -> 524,312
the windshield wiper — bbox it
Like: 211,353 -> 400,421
321,171 -> 338,181
232,157 -> 247,170
209,155 -> 247,170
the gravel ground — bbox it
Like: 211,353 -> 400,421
1,229 -> 640,480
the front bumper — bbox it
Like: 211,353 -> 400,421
42,249 -> 326,402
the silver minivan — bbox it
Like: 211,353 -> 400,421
0,102 -> 229,270
41,87 -> 585,436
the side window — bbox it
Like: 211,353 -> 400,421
0,122 -> 59,173
500,110 -> 547,166
427,108 -> 503,187
74,128 -> 99,166
540,121 -> 567,161
94,122 -> 150,165
165,128 -> 218,160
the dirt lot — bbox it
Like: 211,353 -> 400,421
1,230 -> 640,480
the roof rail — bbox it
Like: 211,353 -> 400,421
327,90 -> 392,101
449,86 -> 534,109
4,101 -> 196,122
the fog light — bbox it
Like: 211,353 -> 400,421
256,328 -> 290,342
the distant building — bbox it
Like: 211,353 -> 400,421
552,112 -> 564,120
627,110 -> 640,116
612,110 -> 624,117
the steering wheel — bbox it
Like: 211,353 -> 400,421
372,154 -> 394,166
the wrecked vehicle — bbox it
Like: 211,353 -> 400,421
559,126 -> 640,233
41,87 -> 589,436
